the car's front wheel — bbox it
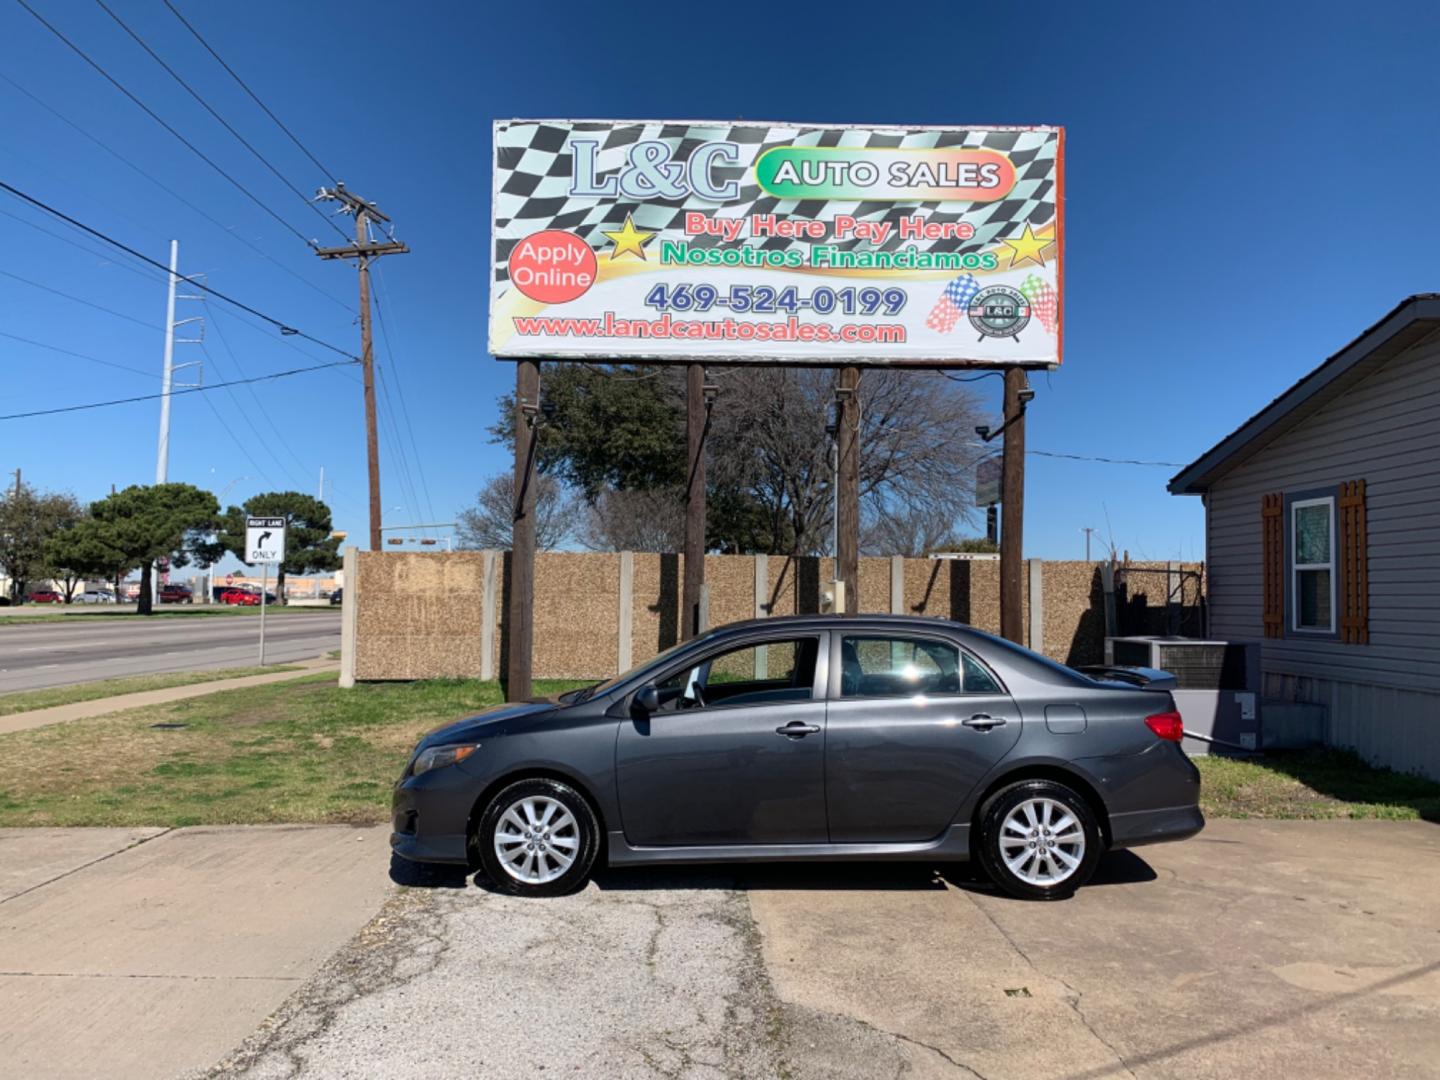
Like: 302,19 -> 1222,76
475,778 -> 600,897
977,779 -> 1101,900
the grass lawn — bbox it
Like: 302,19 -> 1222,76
2,674 -> 1435,829
0,675 -> 589,828
0,667 -> 301,717
1196,750 -> 1440,821
0,606 -> 335,625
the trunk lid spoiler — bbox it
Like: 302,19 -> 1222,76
1079,665 -> 1179,692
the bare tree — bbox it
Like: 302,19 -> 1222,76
706,368 -> 987,555
861,506 -> 963,557
578,487 -> 687,552
456,473 -> 575,551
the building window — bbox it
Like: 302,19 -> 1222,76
1291,496 -> 1335,633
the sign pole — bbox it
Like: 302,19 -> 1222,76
507,359 -> 540,700
259,563 -> 268,666
836,366 -> 860,615
681,364 -> 708,639
1000,369 -> 1028,643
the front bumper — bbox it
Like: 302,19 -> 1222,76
389,769 -> 479,866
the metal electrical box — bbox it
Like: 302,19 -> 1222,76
1104,636 -> 1261,756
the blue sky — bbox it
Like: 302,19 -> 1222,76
2,0 -> 1437,564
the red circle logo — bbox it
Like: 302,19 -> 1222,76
509,230 -> 597,304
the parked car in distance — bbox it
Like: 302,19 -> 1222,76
77,589 -> 117,604
158,585 -> 193,604
28,590 -> 63,604
219,588 -> 260,606
329,587 -> 343,606
391,615 -> 1204,901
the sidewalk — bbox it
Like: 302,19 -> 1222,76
0,657 -> 339,736
0,825 -> 393,1080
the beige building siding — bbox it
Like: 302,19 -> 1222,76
1204,334 -> 1440,778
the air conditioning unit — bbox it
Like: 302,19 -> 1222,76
1103,636 -> 1261,756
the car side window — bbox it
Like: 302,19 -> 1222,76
656,637 -> 819,712
838,636 -> 962,698
961,652 -> 1002,694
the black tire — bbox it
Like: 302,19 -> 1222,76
976,779 -> 1102,901
474,778 -> 600,897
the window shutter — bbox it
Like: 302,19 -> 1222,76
1339,479 -> 1368,644
1261,493 -> 1284,639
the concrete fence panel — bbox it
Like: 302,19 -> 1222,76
347,551 -> 1205,683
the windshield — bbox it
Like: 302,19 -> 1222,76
565,630 -> 722,703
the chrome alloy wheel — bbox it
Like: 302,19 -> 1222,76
998,797 -> 1086,886
492,795 -> 580,885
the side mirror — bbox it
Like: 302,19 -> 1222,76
632,683 -> 660,717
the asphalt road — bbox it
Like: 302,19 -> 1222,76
0,611 -> 342,693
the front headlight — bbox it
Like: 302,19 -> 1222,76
410,743 -> 479,777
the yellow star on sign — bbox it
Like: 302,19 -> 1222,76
1001,222 -> 1053,269
602,214 -> 655,261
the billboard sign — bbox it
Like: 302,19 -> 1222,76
490,120 -> 1063,367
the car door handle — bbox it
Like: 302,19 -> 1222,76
775,721 -> 821,739
962,713 -> 1007,731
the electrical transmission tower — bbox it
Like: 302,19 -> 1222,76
315,184 -> 408,550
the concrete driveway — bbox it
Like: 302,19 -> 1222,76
207,819 -> 1440,1079
0,826 -> 392,1080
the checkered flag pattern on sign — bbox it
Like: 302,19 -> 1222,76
1019,274 -> 1059,335
493,122 -> 1060,284
925,273 -> 981,333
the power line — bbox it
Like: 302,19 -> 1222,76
0,205 -> 167,286
0,180 -> 356,359
16,0 -> 316,249
0,329 -> 152,378
197,342 -> 298,486
372,265 -> 437,526
94,0 -> 347,243
199,388 -> 274,489
0,359 -> 360,421
0,267 -> 162,330
1028,450 -> 1185,467
375,364 -> 424,533
207,311 -> 320,487
943,371 -> 1004,383
0,70 -> 354,314
162,0 -> 338,184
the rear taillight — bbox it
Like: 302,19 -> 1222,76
1144,709 -> 1185,742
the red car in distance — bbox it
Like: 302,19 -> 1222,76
28,590 -> 63,604
220,588 -> 260,606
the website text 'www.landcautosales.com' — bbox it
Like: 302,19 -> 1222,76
511,312 -> 906,343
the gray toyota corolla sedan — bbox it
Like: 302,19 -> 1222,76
391,615 -> 1203,900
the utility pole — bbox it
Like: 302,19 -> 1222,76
155,239 -> 179,484
999,369 -> 1031,644
835,367 -> 860,615
11,468 -> 19,499
1081,526 -> 1096,562
682,365 -> 715,639
316,185 -> 409,551
318,466 -> 325,503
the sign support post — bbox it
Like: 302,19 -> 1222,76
507,360 -> 540,700
259,563 -> 268,666
1000,369 -> 1029,644
245,516 -> 287,668
682,364 -> 708,639
836,367 -> 860,615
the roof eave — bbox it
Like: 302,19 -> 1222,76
1168,295 -> 1440,495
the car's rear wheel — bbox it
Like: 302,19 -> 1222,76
977,779 -> 1101,901
475,778 -> 599,897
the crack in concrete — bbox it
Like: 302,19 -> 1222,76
961,889 -> 1138,1080
0,828 -> 173,906
198,887 -> 453,1079
844,1014 -> 992,1079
